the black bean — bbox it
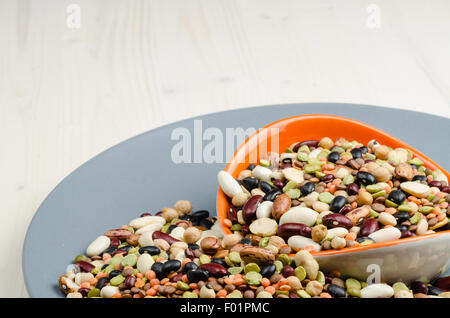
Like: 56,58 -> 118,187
167,224 -> 177,234
428,285 -> 444,296
162,260 -> 181,275
263,188 -> 283,201
191,210 -> 209,220
102,246 -> 117,256
300,182 -> 315,196
327,284 -> 346,298
412,175 -> 427,182
138,246 -> 161,256
108,270 -> 122,279
327,151 -> 340,163
151,262 -> 165,280
96,277 -> 109,289
183,262 -> 198,274
359,146 -> 368,154
393,212 -> 410,223
247,164 -> 256,171
350,148 -> 363,159
179,214 -> 191,220
355,236 -> 375,244
188,243 -> 200,250
388,190 -> 406,205
199,218 -> 214,229
242,177 -> 259,192
330,196 -> 347,213
356,171 -> 376,185
211,258 -> 228,268
187,269 -> 209,283
395,225 -> 408,232
260,264 -> 276,278
259,181 -> 273,193
239,238 -> 252,245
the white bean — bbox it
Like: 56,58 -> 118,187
86,235 -> 110,257
249,218 -> 278,237
378,212 -> 397,226
360,284 -> 394,298
288,235 -> 321,252
217,171 -> 243,197
100,286 -> 120,298
416,219 -> 429,235
368,227 -> 401,243
136,222 -> 164,234
138,231 -> 154,247
129,216 -> 165,229
256,201 -> 273,219
170,227 -> 185,240
137,253 -> 154,273
279,207 -> 318,227
252,165 -> 273,182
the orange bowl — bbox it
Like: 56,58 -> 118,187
216,114 -> 450,283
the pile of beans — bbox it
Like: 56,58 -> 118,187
58,200 -> 450,298
218,137 -> 450,252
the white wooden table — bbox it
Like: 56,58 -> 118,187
1,0 -> 449,297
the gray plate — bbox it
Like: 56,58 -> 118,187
23,103 -> 450,297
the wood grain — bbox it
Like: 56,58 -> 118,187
0,0 -> 449,297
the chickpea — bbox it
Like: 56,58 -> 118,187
318,137 -> 334,150
174,200 -> 193,216
372,166 -> 391,182
331,236 -> 346,249
311,224 -> 328,243
222,233 -> 242,249
306,280 -> 323,296
237,169 -> 252,180
183,227 -> 202,243
287,276 -> 302,290
374,145 -> 389,160
357,191 -> 373,206
162,208 -> 178,222
232,192 -> 250,208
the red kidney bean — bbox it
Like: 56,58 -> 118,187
346,183 -> 359,195
433,276 -> 450,291
289,293 -> 300,298
282,265 -> 295,277
78,288 -> 90,297
155,211 -> 163,216
140,212 -> 152,217
339,205 -> 353,215
241,225 -> 250,236
277,223 -> 312,240
185,248 -> 195,259
441,186 -> 450,193
227,205 -> 238,224
411,281 -> 428,294
171,274 -> 184,282
293,140 -> 319,152
112,249 -> 128,256
152,231 -> 180,245
242,195 -> 263,222
359,218 -> 379,237
110,238 -> 121,247
322,213 -> 353,229
273,179 -> 285,189
76,261 -> 95,273
400,230 -> 416,238
124,276 -> 136,289
428,181 -> 442,189
322,174 -> 334,183
198,263 -> 228,277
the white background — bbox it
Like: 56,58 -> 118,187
1,0 -> 449,297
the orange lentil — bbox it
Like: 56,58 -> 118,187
341,155 -> 351,161
440,202 -> 449,209
80,282 -> 90,289
146,270 -> 156,280
133,294 -> 143,298
150,278 -> 160,287
181,258 -> 191,267
278,278 -> 289,286
264,286 -> 276,295
146,288 -> 157,296
359,167 -> 368,172
160,278 -> 169,284
111,293 -> 122,298
102,253 -> 111,261
427,175 -> 433,182
304,245 -> 315,252
436,192 -> 446,199
345,232 -> 357,241
233,277 -> 246,286
434,207 -> 441,214
387,180 -> 393,188
322,164 -> 335,171
167,272 -> 177,279
385,207 -> 397,215
426,213 -> 436,219
261,278 -> 270,287
409,197 -> 421,205
320,292 -> 332,298
189,283 -> 198,289
384,186 -> 391,194
420,198 -> 428,205
136,272 -> 143,279
279,285 -> 291,291
156,257 -> 165,263
224,277 -> 233,285
135,279 -> 145,288
89,277 -> 98,286
182,275 -> 189,283
309,177 -> 320,183
216,289 -> 227,297
437,213 -> 446,222
329,184 -> 337,194
332,178 -> 342,185
114,263 -> 121,270
358,188 -> 367,194
96,272 -> 108,279
320,157 -> 327,162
